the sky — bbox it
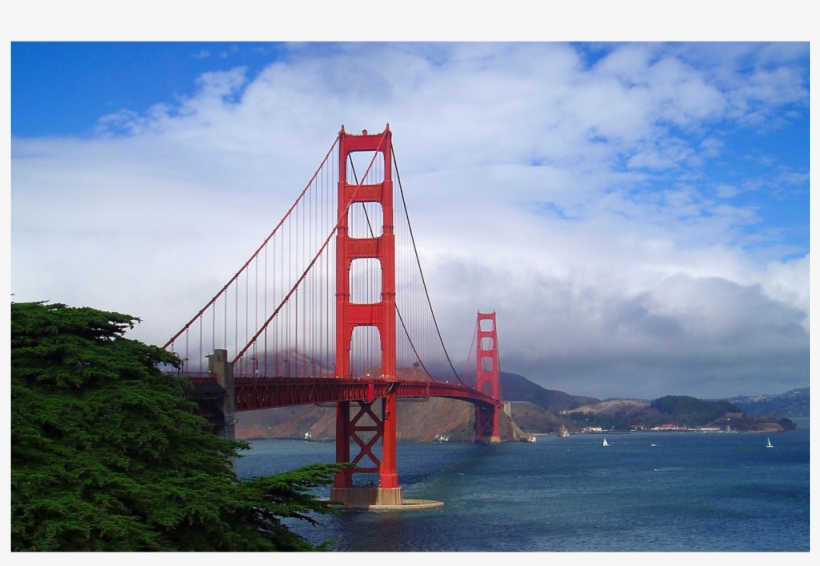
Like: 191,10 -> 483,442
7,11 -> 815,401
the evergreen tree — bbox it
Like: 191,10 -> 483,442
11,301 -> 339,551
650,395 -> 743,427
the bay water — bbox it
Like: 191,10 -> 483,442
235,418 -> 810,551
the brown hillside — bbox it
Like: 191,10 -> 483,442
508,402 -> 580,434
561,398 -> 651,417
236,404 -> 336,440
500,372 -> 599,411
236,397 -> 520,442
397,398 -> 476,441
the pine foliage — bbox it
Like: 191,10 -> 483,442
650,395 -> 743,427
11,301 -> 338,551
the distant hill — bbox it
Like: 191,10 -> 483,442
500,372 -> 600,411
721,387 -> 809,418
560,394 -> 798,432
563,398 -> 651,417
236,397 -> 522,442
234,375 -> 804,441
236,371 -> 587,442
506,401 -> 581,434
650,396 -> 742,428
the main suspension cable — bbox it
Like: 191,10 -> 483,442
459,317 -> 479,383
392,146 -> 466,386
233,131 -> 388,364
347,155 -> 437,382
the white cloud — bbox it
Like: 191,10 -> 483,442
716,183 -> 738,198
11,43 -> 809,399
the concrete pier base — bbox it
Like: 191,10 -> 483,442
330,486 -> 402,506
476,435 -> 501,443
328,487 -> 444,511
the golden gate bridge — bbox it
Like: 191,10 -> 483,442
163,125 -> 502,508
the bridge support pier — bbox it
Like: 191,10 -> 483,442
332,393 -> 403,507
330,487 -> 403,507
475,404 -> 501,443
332,126 -> 405,509
207,349 -> 235,441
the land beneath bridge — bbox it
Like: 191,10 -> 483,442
235,372 -> 802,441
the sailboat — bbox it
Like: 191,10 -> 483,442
304,432 -> 312,442
766,437 -> 773,448
602,438 -> 610,447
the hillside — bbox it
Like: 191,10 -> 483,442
236,371 -> 586,442
235,376 -> 802,440
507,402 -> 580,434
560,395 -> 797,432
500,372 -> 599,411
722,387 -> 809,418
236,397 -> 523,442
562,398 -> 651,416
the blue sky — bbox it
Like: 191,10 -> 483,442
13,41 -> 810,255
10,41 -> 811,399
12,42 -> 286,137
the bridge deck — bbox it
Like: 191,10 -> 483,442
183,375 -> 501,412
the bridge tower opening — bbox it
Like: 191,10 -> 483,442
331,125 -> 402,506
475,311 -> 502,443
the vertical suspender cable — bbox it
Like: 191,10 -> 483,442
348,154 -> 436,381
392,146 -> 465,386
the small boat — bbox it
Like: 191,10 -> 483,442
304,432 -> 312,442
528,435 -> 537,443
650,443 -> 657,447
602,438 -> 610,447
766,437 -> 773,448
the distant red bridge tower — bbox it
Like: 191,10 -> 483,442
475,311 -> 502,443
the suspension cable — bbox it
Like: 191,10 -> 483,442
395,302 -> 437,382
163,134 -> 341,350
392,146 -> 466,386
459,317 -> 478,382
233,131 -> 389,364
347,155 -> 438,382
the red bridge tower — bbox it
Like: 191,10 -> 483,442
475,311 -> 502,443
331,125 -> 402,506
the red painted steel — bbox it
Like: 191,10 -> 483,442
335,125 -> 395,381
230,376 -> 500,411
163,135 -> 340,351
475,311 -> 502,440
168,128 -> 511,498
335,125 -> 398,489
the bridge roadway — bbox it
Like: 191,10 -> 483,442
188,375 -> 502,412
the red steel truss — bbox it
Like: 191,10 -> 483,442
231,376 -> 501,411
334,126 -> 399,490
475,311 -> 502,441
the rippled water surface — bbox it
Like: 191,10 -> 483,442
236,418 -> 809,551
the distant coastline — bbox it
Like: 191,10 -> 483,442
236,373 -> 805,442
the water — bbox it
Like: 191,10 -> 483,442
236,418 -> 810,551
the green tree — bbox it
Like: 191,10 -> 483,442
650,395 -> 742,427
11,301 -> 339,551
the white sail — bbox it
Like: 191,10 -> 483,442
602,438 -> 609,447
766,437 -> 773,448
